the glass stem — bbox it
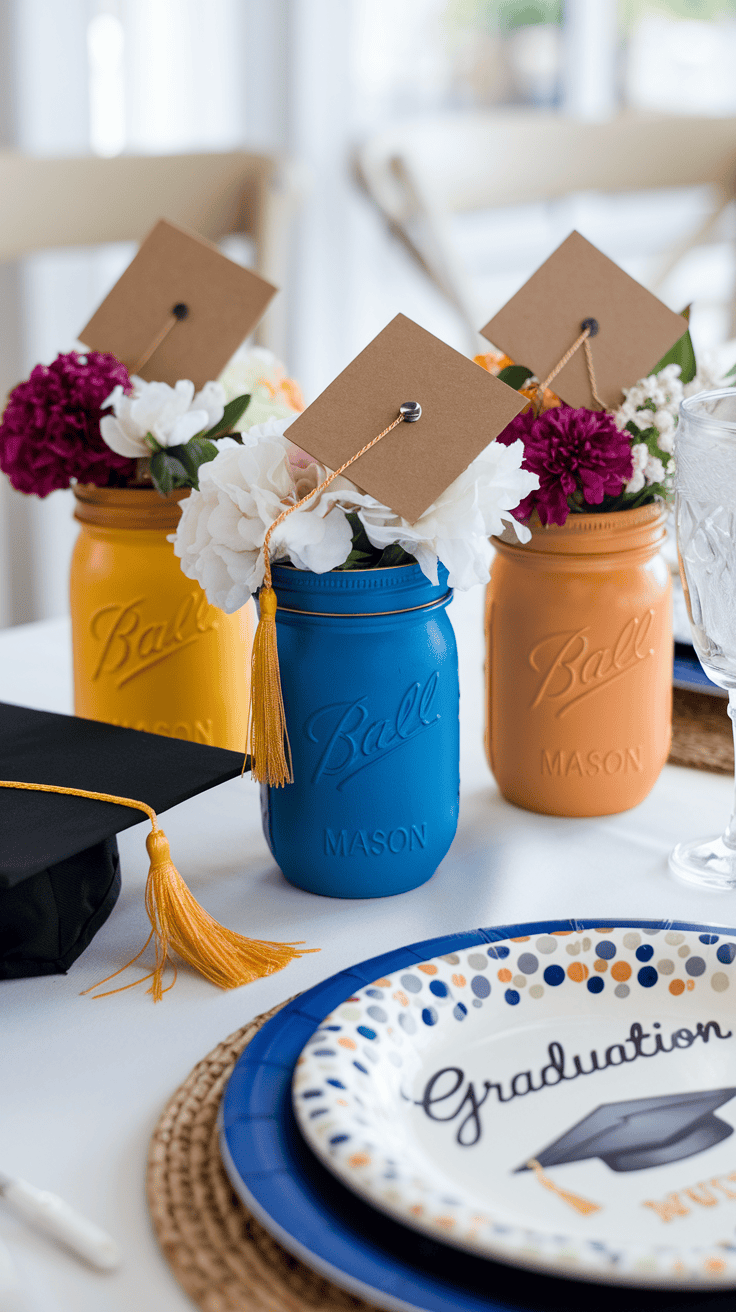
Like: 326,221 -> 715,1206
724,690 -> 736,849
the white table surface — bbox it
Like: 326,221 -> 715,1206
2,591 -> 736,1312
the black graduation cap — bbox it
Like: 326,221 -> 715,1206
0,702 -> 314,994
518,1089 -> 736,1176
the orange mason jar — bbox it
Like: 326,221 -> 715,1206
485,504 -> 672,816
70,486 -> 254,751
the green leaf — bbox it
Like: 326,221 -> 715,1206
496,364 -> 534,391
652,324 -> 696,385
144,431 -> 163,454
204,394 -> 251,438
724,361 -> 736,379
150,451 -> 191,497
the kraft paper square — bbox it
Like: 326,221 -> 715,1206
79,219 -> 277,389
480,231 -> 687,410
285,313 -> 527,525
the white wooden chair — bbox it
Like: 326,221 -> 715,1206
357,109 -> 736,351
0,149 -> 305,626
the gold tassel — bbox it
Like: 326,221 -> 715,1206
527,1159 -> 602,1216
0,781 -> 317,1000
248,586 -> 293,787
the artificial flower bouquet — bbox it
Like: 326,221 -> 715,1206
0,345 -> 304,499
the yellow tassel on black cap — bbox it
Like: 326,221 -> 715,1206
527,1158 -> 601,1216
0,780 -> 317,999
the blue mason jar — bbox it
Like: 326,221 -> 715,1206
260,562 -> 459,898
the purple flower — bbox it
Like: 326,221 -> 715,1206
496,405 -> 634,526
0,351 -> 136,497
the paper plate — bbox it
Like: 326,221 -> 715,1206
292,921 -> 736,1289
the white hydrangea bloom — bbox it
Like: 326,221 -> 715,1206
100,378 -> 225,458
218,345 -> 304,430
614,364 -> 684,468
626,443 -> 649,494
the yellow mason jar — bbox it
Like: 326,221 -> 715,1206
70,485 -> 254,751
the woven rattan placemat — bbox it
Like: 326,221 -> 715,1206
670,687 -> 732,774
147,1000 -> 382,1312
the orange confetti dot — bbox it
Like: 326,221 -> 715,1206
704,1258 -> 726,1274
451,974 -> 466,988
418,963 -> 438,975
595,927 -> 614,933
435,1216 -> 456,1229
372,978 -> 391,987
409,1204 -> 424,1216
348,1153 -> 371,1168
337,1098 -> 348,1107
567,962 -> 588,982
611,961 -> 632,982
593,959 -> 607,973
510,936 -> 530,942
669,979 -> 685,996
498,968 -> 512,983
552,931 -> 572,936
687,978 -> 695,991
393,991 -> 409,1007
338,1037 -> 357,1049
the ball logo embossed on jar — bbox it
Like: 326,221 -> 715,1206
90,592 -> 218,686
306,673 -> 441,789
528,609 -> 657,718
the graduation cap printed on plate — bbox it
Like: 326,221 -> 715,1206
246,313 -> 527,788
0,702 -> 315,997
79,219 -> 277,390
516,1089 -> 736,1216
480,231 -> 688,411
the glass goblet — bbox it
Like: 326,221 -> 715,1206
670,388 -> 736,888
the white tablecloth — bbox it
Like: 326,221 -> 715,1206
2,593 -> 735,1311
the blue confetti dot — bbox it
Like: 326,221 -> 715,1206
321,1025 -> 341,1031
472,999 -> 483,1008
544,964 -> 565,986
504,989 -> 520,1005
422,1007 -> 438,1026
517,953 -> 539,975
329,1134 -> 350,1144
587,977 -> 604,994
357,1025 -> 377,1041
301,1089 -> 323,1099
471,975 -> 491,998
453,1003 -> 467,1020
353,1061 -> 369,1074
327,1078 -> 346,1089
312,1048 -> 336,1057
686,955 -> 706,977
636,944 -> 654,962
365,987 -> 384,999
400,973 -> 422,993
487,945 -> 510,959
367,1005 -> 388,1023
429,980 -> 449,997
596,940 -> 616,960
398,1012 -> 416,1034
700,934 -> 719,945
718,943 -> 736,965
637,966 -> 658,988
309,1108 -> 327,1118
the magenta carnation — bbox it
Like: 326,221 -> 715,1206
496,405 -> 634,527
0,351 -> 136,497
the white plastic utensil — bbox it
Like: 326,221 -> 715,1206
0,1175 -> 120,1272
0,1237 -> 33,1311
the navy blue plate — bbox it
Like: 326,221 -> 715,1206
220,919 -> 736,1312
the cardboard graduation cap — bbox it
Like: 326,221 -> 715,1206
0,702 -> 313,994
480,231 -> 688,412
79,219 -> 277,390
519,1089 -> 736,1178
247,313 -> 527,786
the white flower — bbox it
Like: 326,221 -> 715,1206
171,416 -> 352,612
644,454 -> 666,485
218,345 -> 304,430
626,443 -> 648,494
100,377 -> 226,458
352,439 -> 539,591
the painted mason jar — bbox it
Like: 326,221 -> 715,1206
485,504 -> 672,817
261,562 -> 459,897
70,485 -> 254,751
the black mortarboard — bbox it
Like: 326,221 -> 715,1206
0,702 -> 315,994
519,1089 -> 736,1176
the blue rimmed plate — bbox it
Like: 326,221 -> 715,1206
220,920 -> 736,1310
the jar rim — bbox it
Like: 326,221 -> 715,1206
680,388 -> 736,432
